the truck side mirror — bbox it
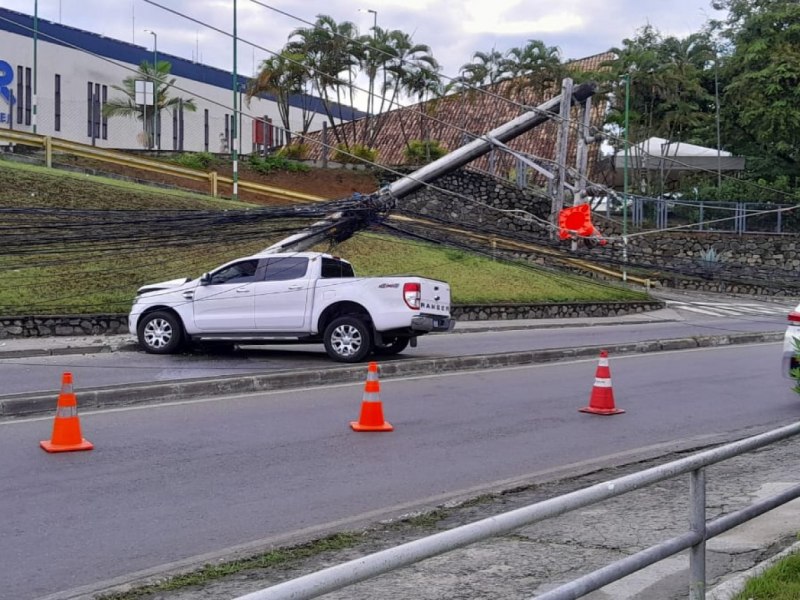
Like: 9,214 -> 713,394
199,272 -> 211,285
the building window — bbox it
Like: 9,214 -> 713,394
204,109 -> 209,152
54,74 -> 61,132
172,99 -> 184,151
86,82 -> 92,137
24,67 -> 31,125
172,108 -> 177,150
87,82 -> 105,141
101,85 -> 108,140
16,66 -> 22,124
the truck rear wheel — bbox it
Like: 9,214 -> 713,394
324,316 -> 373,363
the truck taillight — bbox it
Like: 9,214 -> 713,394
789,311 -> 800,324
403,282 -> 421,309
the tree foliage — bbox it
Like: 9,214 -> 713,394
103,60 -> 197,149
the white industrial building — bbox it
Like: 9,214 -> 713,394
0,7 -> 363,153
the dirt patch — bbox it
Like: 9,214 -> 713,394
55,154 -> 381,206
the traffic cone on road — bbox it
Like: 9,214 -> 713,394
40,372 -> 94,453
579,351 -> 625,416
350,362 -> 393,432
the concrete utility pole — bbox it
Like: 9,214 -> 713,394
145,30 -> 158,150
575,96 -> 592,194
32,0 -> 38,134
550,77 -> 573,238
232,0 -> 238,200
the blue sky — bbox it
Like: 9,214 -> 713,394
5,1 -> 720,86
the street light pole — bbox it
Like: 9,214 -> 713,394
33,0 -> 38,133
359,9 -> 377,121
622,73 -> 630,282
232,0 -> 238,200
145,30 -> 158,150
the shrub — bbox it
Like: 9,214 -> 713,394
174,152 -> 217,170
246,154 -> 310,174
332,143 -> 378,165
404,140 -> 448,164
275,143 -> 309,160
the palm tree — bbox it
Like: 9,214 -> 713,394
103,60 -> 197,149
288,15 -> 361,147
503,39 -> 564,96
459,48 -> 509,87
247,50 -> 314,138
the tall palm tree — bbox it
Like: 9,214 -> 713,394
459,48 -> 509,87
504,39 -> 564,96
103,60 -> 196,149
288,15 -> 360,147
247,50 -> 314,138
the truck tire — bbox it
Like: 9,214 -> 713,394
373,336 -> 410,356
324,316 -> 373,363
137,310 -> 184,354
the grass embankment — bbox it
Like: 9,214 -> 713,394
0,159 -> 647,315
733,551 -> 800,600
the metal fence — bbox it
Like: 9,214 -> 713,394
232,421 -> 800,600
625,196 -> 799,235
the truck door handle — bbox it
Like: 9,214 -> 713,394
288,285 -> 304,290
236,288 -> 250,293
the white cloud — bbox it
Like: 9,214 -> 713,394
2,0 -> 718,83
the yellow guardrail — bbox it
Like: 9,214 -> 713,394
0,130 -> 324,203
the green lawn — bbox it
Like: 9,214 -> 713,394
0,160 -> 648,315
733,551 -> 800,599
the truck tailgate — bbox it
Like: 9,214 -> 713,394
420,279 -> 451,316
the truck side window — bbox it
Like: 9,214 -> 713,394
209,259 -> 258,285
264,257 -> 309,281
321,258 -> 355,278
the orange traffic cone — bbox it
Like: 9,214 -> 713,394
40,372 -> 94,453
350,362 -> 393,432
579,350 -> 625,416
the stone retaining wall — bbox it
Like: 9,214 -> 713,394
0,301 -> 666,339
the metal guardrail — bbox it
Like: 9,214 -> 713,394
0,130 -> 324,203
232,421 -> 800,600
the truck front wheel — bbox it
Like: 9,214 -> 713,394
137,310 -> 184,354
324,316 -> 373,363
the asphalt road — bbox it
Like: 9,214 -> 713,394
2,342 -> 796,600
0,311 -> 787,396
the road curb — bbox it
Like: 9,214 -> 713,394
707,540 -> 800,599
0,331 -> 782,419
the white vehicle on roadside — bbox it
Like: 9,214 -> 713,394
783,306 -> 800,380
129,251 -> 454,362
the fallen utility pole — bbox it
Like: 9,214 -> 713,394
263,81 -> 597,254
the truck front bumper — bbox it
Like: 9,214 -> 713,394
411,315 -> 456,333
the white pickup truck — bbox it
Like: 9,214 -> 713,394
128,251 -> 455,362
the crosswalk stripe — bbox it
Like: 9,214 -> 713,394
665,301 -> 791,317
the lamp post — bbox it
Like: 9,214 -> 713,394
32,0 -> 38,133
359,9 -> 377,124
622,73 -> 630,282
145,29 -> 158,150
232,0 -> 238,200
360,8 -> 377,35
